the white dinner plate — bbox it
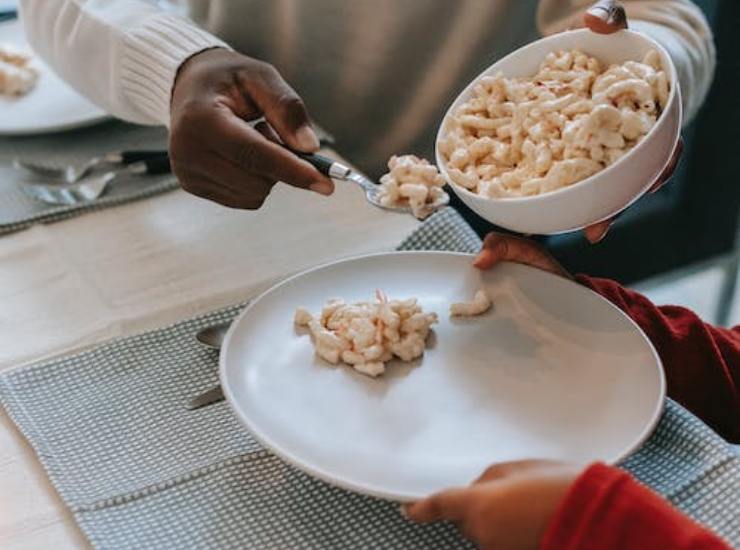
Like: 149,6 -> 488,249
0,20 -> 109,136
221,252 -> 664,501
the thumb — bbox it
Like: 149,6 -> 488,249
584,1 -> 628,34
240,63 -> 320,153
474,233 -> 572,278
404,487 -> 471,524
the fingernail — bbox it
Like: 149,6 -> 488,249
608,6 -> 628,28
296,126 -> 320,152
474,248 -> 497,268
649,184 -> 663,194
587,5 -> 610,21
399,504 -> 410,519
587,4 -> 627,30
309,179 -> 334,196
592,226 -> 610,243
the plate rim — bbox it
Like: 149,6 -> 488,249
0,112 -> 111,136
220,250 -> 666,501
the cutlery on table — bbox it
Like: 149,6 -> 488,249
21,153 -> 171,206
188,323 -> 230,411
187,384 -> 225,410
195,323 -> 229,351
14,150 -> 169,184
16,138 -> 445,215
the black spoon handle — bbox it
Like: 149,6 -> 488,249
119,150 -> 170,164
294,151 -> 351,179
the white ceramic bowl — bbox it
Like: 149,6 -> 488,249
435,29 -> 681,235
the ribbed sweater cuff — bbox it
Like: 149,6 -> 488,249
120,14 -> 230,126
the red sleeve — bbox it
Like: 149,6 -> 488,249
577,275 -> 740,443
540,463 -> 732,550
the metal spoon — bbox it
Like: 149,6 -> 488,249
195,323 -> 229,351
187,323 -> 230,410
243,119 -> 433,215
298,152 -> 449,218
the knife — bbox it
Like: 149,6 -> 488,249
187,385 -> 225,410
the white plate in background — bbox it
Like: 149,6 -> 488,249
0,19 -> 109,136
221,252 -> 665,500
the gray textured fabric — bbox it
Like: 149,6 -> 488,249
0,121 -> 177,234
1,208 -> 738,548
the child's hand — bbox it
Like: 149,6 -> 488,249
404,460 -> 581,550
473,233 -> 572,279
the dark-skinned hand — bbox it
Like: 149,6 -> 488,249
169,48 -> 334,209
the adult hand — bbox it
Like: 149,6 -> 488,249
473,232 -> 573,279
169,48 -> 334,209
404,460 -> 581,550
581,0 -> 683,243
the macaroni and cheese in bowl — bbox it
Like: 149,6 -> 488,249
436,29 -> 681,235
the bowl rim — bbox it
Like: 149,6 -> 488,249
435,28 -> 682,205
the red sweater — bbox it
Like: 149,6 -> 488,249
541,276 -> 739,550
541,463 -> 732,549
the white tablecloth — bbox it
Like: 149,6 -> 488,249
0,175 -> 418,549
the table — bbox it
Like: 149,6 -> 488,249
0,156 -> 418,549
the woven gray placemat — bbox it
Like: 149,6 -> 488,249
1,208 -> 738,549
0,121 -> 178,234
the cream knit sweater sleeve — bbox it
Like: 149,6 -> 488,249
19,0 -> 228,125
19,0 -> 714,127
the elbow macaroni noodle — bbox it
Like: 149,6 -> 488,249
377,155 -> 448,219
449,289 -> 492,317
438,49 -> 669,198
0,44 -> 38,96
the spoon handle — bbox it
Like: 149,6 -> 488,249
117,150 -> 170,164
128,155 -> 172,176
187,385 -> 225,410
294,152 -> 352,180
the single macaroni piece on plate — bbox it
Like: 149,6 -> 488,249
294,307 -> 313,327
450,289 -> 492,317
438,49 -> 669,198
294,291 -> 438,377
0,44 -> 38,96
377,155 -> 448,219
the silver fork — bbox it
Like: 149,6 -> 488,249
13,150 -> 169,184
21,155 -> 172,206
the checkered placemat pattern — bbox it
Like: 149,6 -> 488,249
0,121 -> 177,234
1,208 -> 738,548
